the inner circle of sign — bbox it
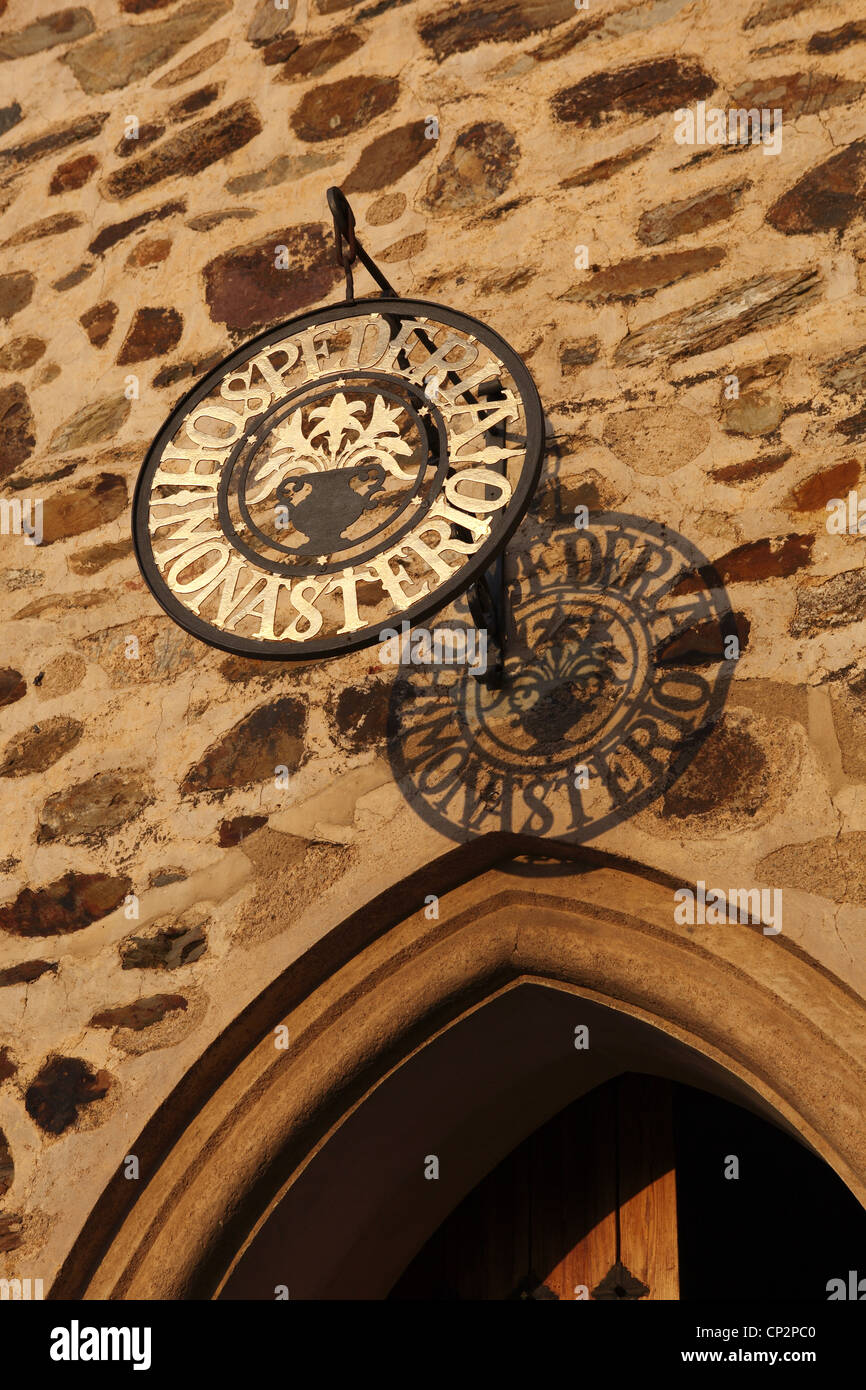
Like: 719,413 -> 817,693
218,371 -> 450,577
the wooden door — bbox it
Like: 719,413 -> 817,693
390,1073 -> 679,1300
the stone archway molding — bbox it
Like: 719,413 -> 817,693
52,835 -> 866,1300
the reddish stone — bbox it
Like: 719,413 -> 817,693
0,112 -> 109,179
787,459 -> 860,512
125,235 -> 172,269
0,668 -> 25,707
0,717 -> 83,778
344,121 -> 434,193
0,960 -> 58,986
49,152 -> 99,194
0,871 -> 130,936
88,199 -> 185,257
291,75 -> 399,142
80,300 -> 118,348
767,139 -> 866,235
710,449 -> 791,484
218,813 -> 268,846
565,246 -> 725,305
419,0 -> 576,60
116,306 -> 183,365
203,224 -> 340,333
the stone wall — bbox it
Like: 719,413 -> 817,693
1,0 -> 866,1287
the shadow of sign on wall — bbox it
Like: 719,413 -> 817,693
387,488 -> 740,848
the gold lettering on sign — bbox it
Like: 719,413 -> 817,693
246,342 -> 301,396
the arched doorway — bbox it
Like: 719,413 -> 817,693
53,845 -> 866,1301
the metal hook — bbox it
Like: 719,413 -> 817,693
326,185 -> 399,303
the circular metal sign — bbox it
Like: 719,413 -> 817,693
133,298 -> 544,659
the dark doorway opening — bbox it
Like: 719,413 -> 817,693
390,1075 -> 866,1300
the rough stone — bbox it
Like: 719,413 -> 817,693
378,232 -> 426,262
69,538 -> 134,577
562,138 -> 657,188
37,771 -> 149,844
0,668 -> 26,707
0,112 -> 109,179
152,348 -> 223,387
247,0 -> 296,45
88,199 -> 185,257
743,0 -> 816,27
721,389 -> 783,436
0,717 -> 84,778
272,27 -> 363,78
49,152 -> 98,194
0,100 -> 22,137
0,271 -> 34,323
836,408 -> 866,440
0,871 -> 130,936
786,459 -> 859,512
730,72 -> 864,120
552,57 -> 716,126
766,140 -> 866,235
152,36 -> 229,86
0,383 -> 36,479
115,123 -> 164,158
807,18 -> 866,53
710,449 -> 791,484
0,8 -> 94,62
218,813 -> 268,846
0,1128 -> 12,1198
181,695 -> 307,793
116,306 -> 183,364
120,906 -> 209,969
661,715 -> 770,820
758,831 -> 866,905
343,121 -> 433,193
52,264 -> 93,292
637,180 -> 750,246
225,151 -> 331,193
0,1048 -> 17,1082
1,212 -> 82,250
90,994 -> 187,1031
425,122 -> 520,215
331,681 -> 390,749
366,192 -> 407,225
25,1057 -> 110,1135
203,224 -> 340,333
790,569 -> 866,636
0,959 -> 58,987
102,100 -> 262,199
614,269 -> 822,367
80,301 -> 118,348
39,473 -> 128,543
125,235 -> 172,269
49,399 -> 131,453
564,246 -> 725,305
602,406 -> 711,474
167,83 -> 219,122
187,208 -> 256,231
419,0 -> 576,61
62,0 -> 231,93
292,75 -> 399,143
83,617 -> 201,684
560,338 -> 601,373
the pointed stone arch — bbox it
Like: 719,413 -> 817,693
52,836 -> 866,1299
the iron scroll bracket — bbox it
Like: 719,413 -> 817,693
327,185 -> 398,302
